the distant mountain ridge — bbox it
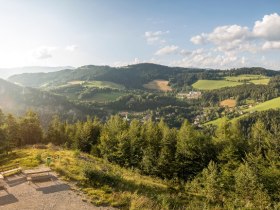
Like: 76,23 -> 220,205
0,66 -> 75,79
8,63 -> 279,89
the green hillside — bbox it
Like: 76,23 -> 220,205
0,78 -> 90,125
245,96 -> 280,112
192,79 -> 242,90
1,147 -> 174,209
205,96 -> 280,126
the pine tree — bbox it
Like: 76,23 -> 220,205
234,162 -> 271,209
99,115 -> 128,163
128,119 -> 143,168
19,110 -> 43,145
157,127 -> 177,179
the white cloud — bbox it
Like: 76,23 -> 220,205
145,30 -> 169,44
190,33 -> 208,45
190,13 -> 280,55
191,25 -> 250,45
32,46 -> 56,59
66,45 -> 78,52
173,49 -> 241,69
155,45 -> 179,56
262,41 -> 280,50
208,25 -> 250,44
253,13 -> 280,41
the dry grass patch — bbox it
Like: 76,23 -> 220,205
143,80 -> 172,92
220,99 -> 237,108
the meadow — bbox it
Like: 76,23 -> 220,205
193,74 -> 270,90
86,91 -> 125,102
0,147 -> 190,210
192,80 -> 242,90
206,96 -> 280,126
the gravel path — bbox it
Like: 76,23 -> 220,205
0,173 -> 113,210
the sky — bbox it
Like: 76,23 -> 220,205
0,0 -> 280,70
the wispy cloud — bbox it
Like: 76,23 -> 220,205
144,30 -> 169,45
155,45 -> 179,56
32,46 -> 57,59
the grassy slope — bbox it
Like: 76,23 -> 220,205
86,92 -> 125,102
192,80 -> 242,90
245,97 -> 280,112
193,75 -> 270,90
83,81 -> 125,90
0,148 -> 190,210
206,96 -> 280,126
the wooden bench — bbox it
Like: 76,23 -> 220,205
23,168 -> 52,183
0,164 -> 22,177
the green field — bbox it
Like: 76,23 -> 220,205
193,75 -> 270,90
250,78 -> 270,85
87,92 -> 125,102
192,80 -> 242,90
245,97 -> 280,112
205,96 -> 280,126
83,81 -> 125,89
225,74 -> 270,85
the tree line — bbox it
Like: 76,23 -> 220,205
0,109 -> 279,208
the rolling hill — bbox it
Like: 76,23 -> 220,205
9,64 -> 279,92
0,66 -> 74,79
0,78 -> 91,125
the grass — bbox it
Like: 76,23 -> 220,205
87,92 -> 125,102
245,97 -> 280,112
143,80 -> 172,92
205,96 -> 280,126
224,74 -> 268,82
193,75 -> 270,90
83,81 -> 125,90
0,147 -> 188,210
220,99 -> 237,108
192,80 -> 242,90
250,78 -> 270,85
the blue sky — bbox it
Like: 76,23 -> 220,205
0,0 -> 279,69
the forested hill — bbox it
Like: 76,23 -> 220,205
8,63 -> 280,89
0,78 -> 87,125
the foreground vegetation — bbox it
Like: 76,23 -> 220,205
0,108 -> 280,209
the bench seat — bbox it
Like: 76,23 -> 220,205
1,167 -> 22,177
0,174 -> 3,179
27,174 -> 52,182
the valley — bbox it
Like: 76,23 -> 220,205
1,63 -> 280,209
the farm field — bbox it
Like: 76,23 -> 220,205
193,74 -> 270,90
220,99 -> 237,108
244,96 -> 280,112
192,80 -> 242,90
83,81 -> 125,89
143,80 -> 172,92
250,78 -> 270,85
225,74 -> 270,85
87,91 -> 125,102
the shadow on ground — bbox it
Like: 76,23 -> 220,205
0,194 -> 18,206
36,183 -> 70,194
5,174 -> 27,187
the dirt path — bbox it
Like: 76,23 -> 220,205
0,173 -> 113,210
